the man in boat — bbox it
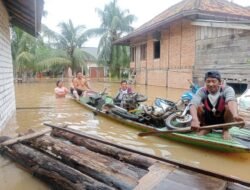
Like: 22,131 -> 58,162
114,80 -> 133,106
71,71 -> 92,99
189,71 -> 244,140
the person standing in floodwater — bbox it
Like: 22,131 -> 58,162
71,71 -> 92,99
54,80 -> 69,98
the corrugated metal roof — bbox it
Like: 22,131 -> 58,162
3,0 -> 44,36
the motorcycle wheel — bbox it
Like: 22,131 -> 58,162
136,94 -> 147,102
111,108 -> 139,121
165,112 -> 192,130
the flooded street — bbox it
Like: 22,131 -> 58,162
0,79 -> 250,190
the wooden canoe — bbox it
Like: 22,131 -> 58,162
72,96 -> 250,152
1,126 -> 250,189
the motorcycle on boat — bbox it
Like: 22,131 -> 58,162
164,80 -> 199,129
141,80 -> 199,129
110,80 -> 199,129
83,81 -> 199,129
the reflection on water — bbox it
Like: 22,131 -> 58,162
0,79 -> 250,189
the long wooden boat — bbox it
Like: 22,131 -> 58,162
72,95 -> 250,152
1,126 -> 250,189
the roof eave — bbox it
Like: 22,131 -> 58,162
4,0 -> 44,36
114,9 -> 250,45
114,10 -> 199,45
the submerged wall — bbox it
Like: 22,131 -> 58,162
0,0 -> 16,129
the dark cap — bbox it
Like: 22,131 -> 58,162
205,71 -> 221,81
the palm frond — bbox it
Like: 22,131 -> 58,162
85,28 -> 106,38
89,0 -> 136,75
16,51 -> 34,64
37,57 -> 71,69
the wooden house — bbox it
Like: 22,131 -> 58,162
115,0 -> 250,90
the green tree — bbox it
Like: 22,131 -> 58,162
11,27 -> 38,79
41,20 -> 94,75
88,0 -> 136,77
11,26 -> 68,79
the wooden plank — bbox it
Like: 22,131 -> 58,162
135,162 -> 227,190
212,27 -> 217,38
0,128 -> 51,148
201,26 -> 205,40
196,26 -> 201,40
208,27 -> 212,38
192,21 -> 250,30
227,182 -> 250,190
148,178 -> 224,190
134,162 -> 176,190
164,169 -> 227,190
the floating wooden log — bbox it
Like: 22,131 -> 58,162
2,143 -> 113,190
51,128 -> 156,169
27,135 -> 147,190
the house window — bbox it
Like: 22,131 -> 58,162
130,47 -> 136,62
154,41 -> 160,59
140,44 -> 147,61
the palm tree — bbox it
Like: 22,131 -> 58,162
41,20 -> 94,75
11,27 -> 38,80
11,21 -> 94,80
11,27 -> 69,80
88,0 -> 136,77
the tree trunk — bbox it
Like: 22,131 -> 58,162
51,129 -> 156,169
27,135 -> 148,190
2,143 -> 113,190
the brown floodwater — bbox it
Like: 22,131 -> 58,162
0,79 -> 250,189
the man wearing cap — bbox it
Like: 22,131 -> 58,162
189,71 -> 244,140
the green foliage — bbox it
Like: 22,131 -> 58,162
12,5 -> 136,79
88,0 -> 136,77
11,20 -> 96,78
11,27 -> 38,77
41,20 -> 95,74
109,45 -> 130,77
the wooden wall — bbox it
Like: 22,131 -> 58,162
194,26 -> 250,86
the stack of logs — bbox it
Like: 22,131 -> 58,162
0,126 -> 249,190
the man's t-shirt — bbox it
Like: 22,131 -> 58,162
190,85 -> 236,107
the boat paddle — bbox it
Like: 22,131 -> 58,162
138,121 -> 245,137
